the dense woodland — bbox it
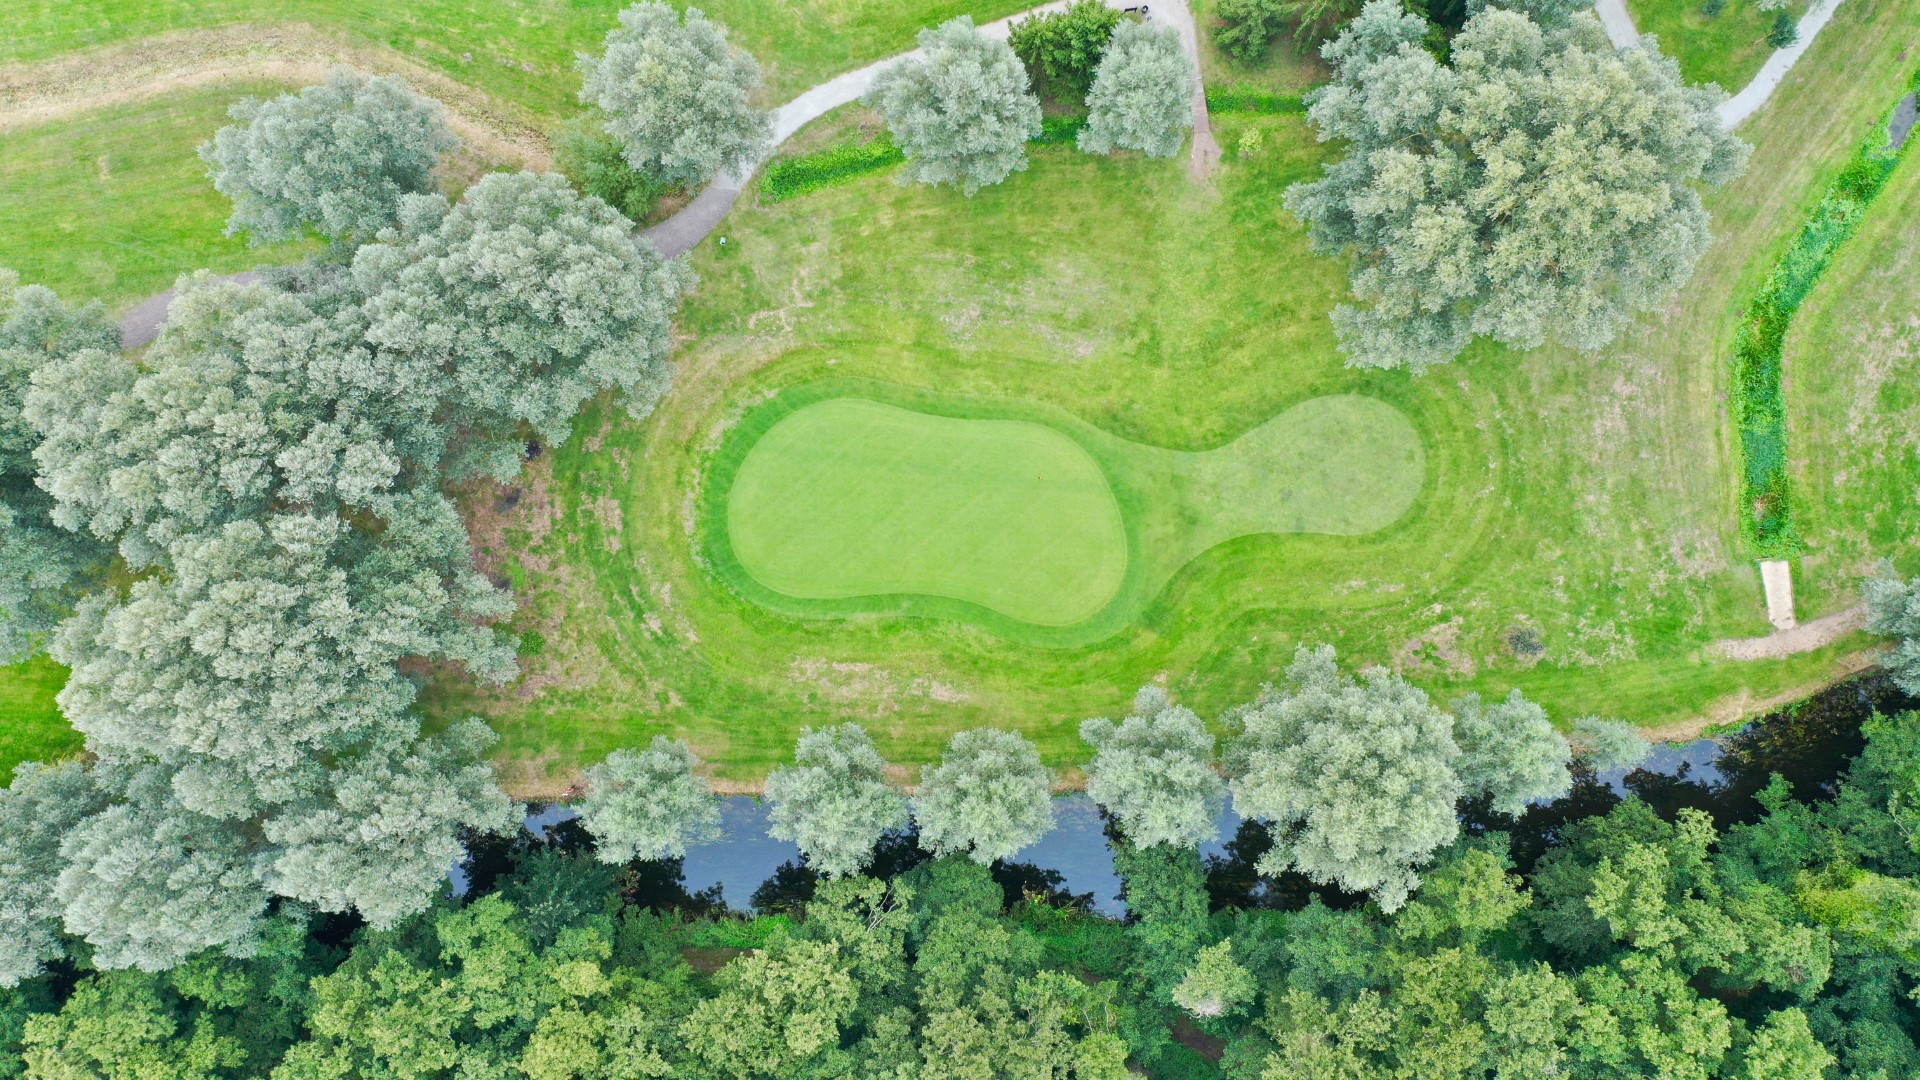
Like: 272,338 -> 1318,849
3,0 -> 1920,1075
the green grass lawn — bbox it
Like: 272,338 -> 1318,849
1786,131 -> 1920,616
4,0 -> 1039,110
0,658 -> 78,784
717,386 -> 1420,634
1628,0 -> 1793,92
433,0 -> 1920,792
0,83 -> 312,311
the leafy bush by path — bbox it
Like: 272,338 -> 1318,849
759,134 -> 905,202
1731,71 -> 1918,557
1204,87 -> 1306,114
1035,113 -> 1091,145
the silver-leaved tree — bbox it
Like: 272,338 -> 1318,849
865,17 -> 1043,196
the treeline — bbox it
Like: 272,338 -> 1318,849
6,708 -> 1920,1077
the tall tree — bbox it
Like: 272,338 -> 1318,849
1079,687 -> 1223,848
913,728 -> 1054,864
864,17 -> 1044,196
354,172 -> 694,480
1226,645 -> 1461,911
1284,2 -> 1749,370
579,738 -> 721,864
0,763 -> 110,987
764,724 -> 909,879
200,69 -> 458,245
1008,0 -> 1124,99
1451,689 -> 1573,816
1078,20 -> 1195,160
0,272 -> 114,662
576,2 -> 772,188
1866,568 -> 1920,695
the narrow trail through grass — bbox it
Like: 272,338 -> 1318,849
721,389 -> 1423,632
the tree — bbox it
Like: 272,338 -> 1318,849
1470,0 -> 1594,28
576,2 -> 771,188
1451,689 -> 1573,816
678,937 -> 859,1079
261,719 -> 519,929
1225,645 -> 1462,911
1865,569 -> 1920,694
554,116 -> 667,223
913,728 -> 1054,864
1008,0 -> 1124,100
354,172 -> 694,479
1078,21 -> 1195,160
0,271 -> 114,662
764,724 -> 909,878
1079,687 -> 1223,848
1214,0 -> 1289,60
1737,1008 -> 1834,1079
1173,941 -> 1256,1020
1284,2 -> 1750,371
199,69 -> 457,245
1114,842 -> 1210,1001
49,513 -> 511,783
0,763 -> 110,987
55,797 -> 270,973
579,738 -> 721,863
1571,716 -> 1653,771
20,971 -> 245,1079
864,17 -> 1043,196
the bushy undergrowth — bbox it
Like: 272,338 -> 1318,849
1732,72 -> 1917,556
554,115 -> 672,222
1204,87 -> 1306,114
759,133 -> 905,202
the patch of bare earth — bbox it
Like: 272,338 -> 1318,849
0,24 -> 550,170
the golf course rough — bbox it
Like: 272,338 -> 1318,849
711,381 -> 1425,640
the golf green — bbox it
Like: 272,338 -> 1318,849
716,384 -> 1425,634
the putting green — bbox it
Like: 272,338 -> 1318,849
712,382 -> 1425,636
729,399 -> 1128,625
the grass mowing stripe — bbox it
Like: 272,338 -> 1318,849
1732,68 -> 1920,558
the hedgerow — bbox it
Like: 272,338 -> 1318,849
1204,87 -> 1306,115
1731,72 -> 1918,557
759,134 -> 904,202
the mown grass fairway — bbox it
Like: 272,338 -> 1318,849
1787,121 -> 1920,615
440,0 -> 1920,790
720,387 -> 1421,633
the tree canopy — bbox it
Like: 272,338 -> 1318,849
200,68 -> 458,244
864,17 -> 1044,196
764,724 -> 909,879
1285,2 -> 1750,370
576,2 -> 772,188
913,728 -> 1055,864
1226,645 -> 1462,911
579,738 -> 722,863
1079,687 -> 1223,848
1452,689 -> 1574,815
1008,0 -> 1124,99
1078,20 -> 1195,160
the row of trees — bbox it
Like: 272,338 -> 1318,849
10,707 -> 1920,1076
0,66 -> 694,983
574,647 -> 1649,913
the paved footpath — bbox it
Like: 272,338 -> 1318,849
116,0 -> 1208,346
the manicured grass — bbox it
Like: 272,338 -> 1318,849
1628,0 -> 1792,92
0,658 -> 78,784
716,386 -> 1421,634
0,83 -> 310,311
3,0 -> 1040,108
1786,113 -> 1920,616
728,395 -> 1130,626
435,0 -> 1920,792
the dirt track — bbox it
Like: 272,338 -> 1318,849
0,23 -> 551,170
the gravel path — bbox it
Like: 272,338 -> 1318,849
1710,605 -> 1867,660
1592,0 -> 1641,50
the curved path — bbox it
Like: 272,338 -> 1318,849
1591,0 -> 1850,130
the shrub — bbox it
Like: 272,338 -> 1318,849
1009,0 -> 1124,100
554,116 -> 670,222
1205,87 -> 1306,114
759,134 -> 905,202
1214,0 -> 1289,61
1767,9 -> 1800,48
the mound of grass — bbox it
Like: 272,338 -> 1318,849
713,385 -> 1421,636
1730,70 -> 1918,558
